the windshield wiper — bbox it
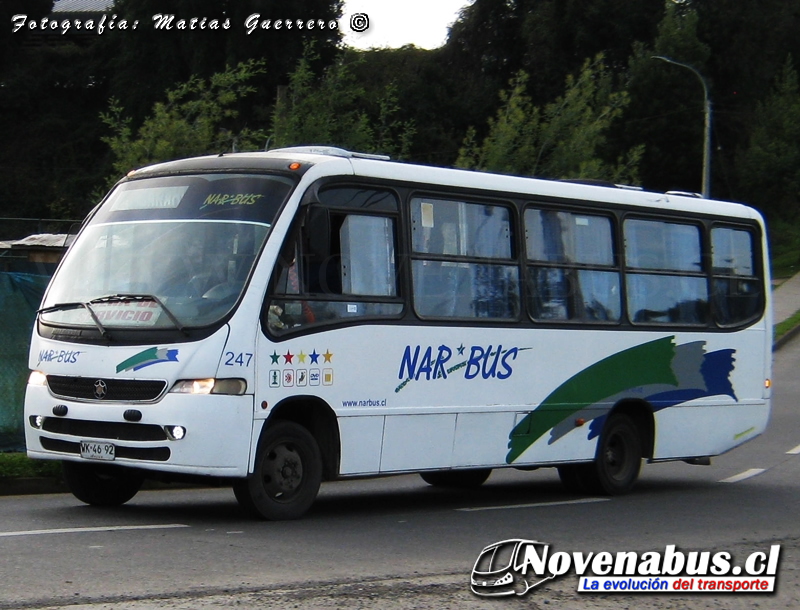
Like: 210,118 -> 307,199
38,294 -> 187,337
90,294 -> 187,335
38,301 -> 111,339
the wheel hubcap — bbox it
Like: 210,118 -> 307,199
262,443 -> 303,501
605,435 -> 627,479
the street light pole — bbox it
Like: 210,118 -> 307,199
653,55 -> 712,198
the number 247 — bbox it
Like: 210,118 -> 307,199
224,352 -> 253,367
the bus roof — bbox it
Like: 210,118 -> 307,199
127,147 -> 762,222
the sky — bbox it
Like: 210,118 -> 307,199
341,0 -> 472,50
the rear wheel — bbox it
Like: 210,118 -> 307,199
579,413 -> 642,495
234,421 -> 322,520
62,461 -> 144,506
420,468 -> 492,488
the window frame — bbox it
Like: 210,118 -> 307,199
263,185 -> 405,337
523,204 -> 622,325
260,175 -> 767,337
622,215 -> 710,327
408,193 -> 521,322
709,222 -> 764,328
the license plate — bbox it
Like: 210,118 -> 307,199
80,441 -> 115,461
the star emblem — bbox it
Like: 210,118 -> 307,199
323,349 -> 333,363
270,351 -> 280,364
309,350 -> 320,364
297,351 -> 307,364
283,351 -> 294,364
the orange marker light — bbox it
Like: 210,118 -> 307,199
765,379 -> 771,389
575,418 -> 585,427
288,162 -> 301,171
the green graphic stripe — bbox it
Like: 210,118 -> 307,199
506,336 -> 679,463
116,347 -> 160,373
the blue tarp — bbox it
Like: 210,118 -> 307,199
0,273 -> 49,451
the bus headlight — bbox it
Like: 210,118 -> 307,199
29,415 -> 44,429
28,371 -> 47,386
170,379 -> 216,394
169,378 -> 246,395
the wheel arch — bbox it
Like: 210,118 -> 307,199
606,398 -> 655,460
264,395 -> 340,481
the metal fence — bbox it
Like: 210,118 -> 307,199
0,272 -> 49,451
0,219 -> 79,450
0,217 -> 80,241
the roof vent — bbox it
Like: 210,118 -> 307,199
268,146 -> 390,161
665,190 -> 704,198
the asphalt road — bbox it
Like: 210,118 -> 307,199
1,338 -> 799,609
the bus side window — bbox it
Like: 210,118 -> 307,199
340,215 -> 397,297
624,219 -> 708,325
265,199 -> 403,334
711,226 -> 762,326
410,197 -> 519,320
524,209 -> 620,323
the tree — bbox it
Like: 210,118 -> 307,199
735,56 -> 800,220
619,1 -> 711,194
0,1 -> 108,224
456,55 -> 642,183
97,0 -> 343,126
101,59 -> 267,182
270,46 -> 415,158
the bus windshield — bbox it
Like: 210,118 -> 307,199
40,173 -> 295,330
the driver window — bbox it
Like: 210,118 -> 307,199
266,191 -> 403,334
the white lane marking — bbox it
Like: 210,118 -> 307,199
0,524 -> 189,538
787,443 -> 800,455
457,498 -> 610,512
719,468 -> 766,484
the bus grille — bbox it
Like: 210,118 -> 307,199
42,417 -> 168,441
47,375 -> 167,402
40,437 -> 171,462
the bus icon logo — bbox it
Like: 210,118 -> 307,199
471,539 -> 555,597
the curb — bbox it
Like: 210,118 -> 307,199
774,322 -> 800,351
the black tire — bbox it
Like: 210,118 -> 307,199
420,468 -> 492,488
580,413 -> 643,495
62,461 -> 144,506
235,421 -> 322,520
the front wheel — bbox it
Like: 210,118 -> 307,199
580,413 -> 643,495
234,421 -> 322,520
62,461 -> 144,506
420,468 -> 492,488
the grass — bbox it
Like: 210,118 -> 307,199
769,217 -> 800,280
775,309 -> 800,343
0,453 -> 62,479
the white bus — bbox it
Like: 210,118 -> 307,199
24,147 -> 772,520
